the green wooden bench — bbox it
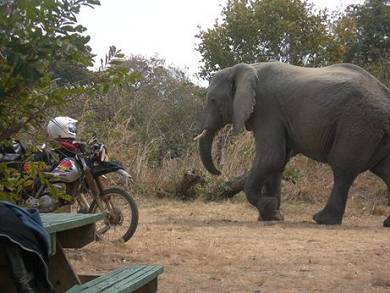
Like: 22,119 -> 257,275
0,212 -> 163,292
0,212 -> 105,292
40,213 -> 164,293
67,264 -> 164,293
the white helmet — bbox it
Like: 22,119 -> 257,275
47,116 -> 78,139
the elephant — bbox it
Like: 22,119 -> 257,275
195,62 -> 390,226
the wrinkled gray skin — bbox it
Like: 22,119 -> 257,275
198,62 -> 390,226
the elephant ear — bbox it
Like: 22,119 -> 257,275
232,64 -> 258,134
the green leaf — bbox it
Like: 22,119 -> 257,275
0,0 -> 100,139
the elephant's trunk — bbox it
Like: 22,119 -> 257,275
198,129 -> 221,175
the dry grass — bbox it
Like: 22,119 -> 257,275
67,198 -> 390,293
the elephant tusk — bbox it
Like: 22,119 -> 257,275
193,130 -> 208,141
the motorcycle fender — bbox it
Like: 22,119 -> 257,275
116,169 -> 132,185
91,161 -> 130,180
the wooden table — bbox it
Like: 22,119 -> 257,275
0,212 -> 103,293
41,213 -> 104,292
41,213 -> 103,256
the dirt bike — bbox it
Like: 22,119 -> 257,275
0,137 -> 139,243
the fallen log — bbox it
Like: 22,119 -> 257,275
209,172 -> 249,199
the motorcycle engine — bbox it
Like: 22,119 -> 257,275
25,194 -> 58,212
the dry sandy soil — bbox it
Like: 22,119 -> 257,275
68,197 -> 390,293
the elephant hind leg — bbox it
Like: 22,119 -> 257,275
370,154 -> 390,227
371,155 -> 390,206
313,170 -> 357,225
320,119 -> 385,225
384,216 -> 390,227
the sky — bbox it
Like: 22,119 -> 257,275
78,0 -> 364,84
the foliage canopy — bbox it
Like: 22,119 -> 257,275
196,0 -> 390,84
0,0 -> 99,139
343,0 -> 390,85
196,0 -> 340,79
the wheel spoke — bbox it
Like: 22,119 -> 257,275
97,225 -> 110,235
89,188 -> 138,242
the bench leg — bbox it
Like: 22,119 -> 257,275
134,277 -> 158,293
48,240 -> 81,292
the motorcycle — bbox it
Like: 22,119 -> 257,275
0,137 -> 139,243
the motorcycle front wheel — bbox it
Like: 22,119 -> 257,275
89,188 -> 139,242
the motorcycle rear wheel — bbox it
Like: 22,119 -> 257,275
89,188 -> 139,243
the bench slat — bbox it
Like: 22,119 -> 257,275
79,267 -> 142,292
41,213 -> 104,234
111,265 -> 163,292
67,265 -> 163,293
73,266 -> 142,289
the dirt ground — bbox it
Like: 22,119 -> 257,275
68,198 -> 390,293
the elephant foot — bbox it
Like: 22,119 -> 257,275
313,208 -> 343,225
257,210 -> 284,221
383,216 -> 390,227
257,197 -> 282,221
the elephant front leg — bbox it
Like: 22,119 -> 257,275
245,121 -> 287,221
245,159 -> 286,221
261,172 -> 284,220
313,171 -> 356,225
